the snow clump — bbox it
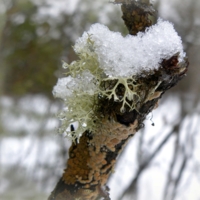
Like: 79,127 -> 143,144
74,18 -> 185,77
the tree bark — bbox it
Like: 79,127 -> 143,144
48,1 -> 189,200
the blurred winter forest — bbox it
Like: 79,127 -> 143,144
0,0 -> 200,200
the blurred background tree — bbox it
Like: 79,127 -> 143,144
0,0 -> 124,97
1,0 -> 59,96
0,0 -> 200,200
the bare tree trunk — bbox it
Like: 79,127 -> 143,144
48,1 -> 188,199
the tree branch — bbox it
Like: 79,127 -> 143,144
48,1 -> 189,199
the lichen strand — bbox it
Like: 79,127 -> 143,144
98,73 -> 163,122
120,1 -> 155,35
65,48 -> 102,80
62,120 -> 138,200
58,44 -> 102,139
100,77 -> 141,113
58,94 -> 100,141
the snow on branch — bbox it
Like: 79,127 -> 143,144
53,19 -> 185,141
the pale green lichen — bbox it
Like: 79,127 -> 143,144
64,34 -> 103,80
57,93 -> 99,141
100,77 -> 140,113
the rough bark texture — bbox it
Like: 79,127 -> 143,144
48,1 -> 189,200
120,0 -> 155,35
